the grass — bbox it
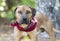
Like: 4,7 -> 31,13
56,39 -> 60,41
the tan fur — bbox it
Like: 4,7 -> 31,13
35,14 -> 55,41
14,5 -> 60,41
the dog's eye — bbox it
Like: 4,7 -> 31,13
26,10 -> 30,14
18,11 -> 22,14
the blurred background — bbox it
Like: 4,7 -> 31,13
0,0 -> 60,41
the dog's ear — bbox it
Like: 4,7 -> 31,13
14,7 -> 18,14
29,7 -> 36,17
13,7 -> 18,19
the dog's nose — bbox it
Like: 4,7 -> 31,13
23,18 -> 27,20
22,18 -> 28,24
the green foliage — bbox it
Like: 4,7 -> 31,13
18,0 -> 36,8
6,10 -> 15,20
0,0 -> 2,6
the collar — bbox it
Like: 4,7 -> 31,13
10,17 -> 37,32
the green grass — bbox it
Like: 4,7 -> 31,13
56,40 -> 60,41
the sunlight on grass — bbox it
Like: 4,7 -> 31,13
0,35 -> 3,41
21,36 -> 30,41
56,40 -> 60,41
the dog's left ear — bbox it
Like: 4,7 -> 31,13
29,7 -> 36,17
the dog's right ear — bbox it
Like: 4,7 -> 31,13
14,7 -> 18,14
13,7 -> 18,19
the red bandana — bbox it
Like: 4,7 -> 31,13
10,18 -> 37,32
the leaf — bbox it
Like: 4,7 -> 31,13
6,11 -> 15,20
18,0 -> 36,8
0,0 -> 2,6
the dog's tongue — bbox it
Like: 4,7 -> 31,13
11,18 -> 37,32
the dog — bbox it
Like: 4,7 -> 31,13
12,5 -> 60,41
13,5 -> 37,41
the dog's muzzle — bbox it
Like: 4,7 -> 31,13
22,18 -> 29,24
20,14 -> 29,24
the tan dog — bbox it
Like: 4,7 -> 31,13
14,5 -> 37,41
13,5 -> 60,41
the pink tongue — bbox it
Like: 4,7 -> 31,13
11,18 -> 37,32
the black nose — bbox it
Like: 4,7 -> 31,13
22,18 -> 29,24
23,18 -> 27,20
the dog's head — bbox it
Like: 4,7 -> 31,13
14,5 -> 36,25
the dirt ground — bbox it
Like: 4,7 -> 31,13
0,25 -> 60,41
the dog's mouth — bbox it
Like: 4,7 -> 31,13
21,20 -> 29,24
20,19 -> 30,28
19,18 -> 30,25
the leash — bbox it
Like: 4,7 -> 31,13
10,18 -> 37,32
